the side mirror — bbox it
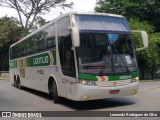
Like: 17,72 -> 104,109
71,27 -> 80,47
132,30 -> 149,51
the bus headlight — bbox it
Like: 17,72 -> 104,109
80,80 -> 97,86
130,77 -> 139,83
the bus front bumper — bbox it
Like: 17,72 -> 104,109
66,82 -> 139,101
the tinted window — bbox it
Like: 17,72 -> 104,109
57,17 -> 76,77
10,24 -> 55,60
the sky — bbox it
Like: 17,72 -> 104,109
0,0 -> 97,21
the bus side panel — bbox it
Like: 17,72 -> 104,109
9,60 -> 18,85
9,68 -> 15,85
20,66 -> 67,98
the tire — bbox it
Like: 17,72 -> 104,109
17,77 -> 22,90
14,76 -> 17,88
52,81 -> 60,103
14,79 -> 18,88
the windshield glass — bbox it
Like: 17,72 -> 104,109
75,15 -> 130,32
76,33 -> 138,75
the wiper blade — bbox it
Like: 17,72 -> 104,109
117,54 -> 130,74
99,55 -> 111,76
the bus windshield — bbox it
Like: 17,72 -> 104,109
76,33 -> 138,75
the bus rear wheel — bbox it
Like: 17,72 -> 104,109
14,79 -> 18,88
17,77 -> 22,90
52,81 -> 60,103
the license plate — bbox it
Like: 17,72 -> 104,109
109,90 -> 120,94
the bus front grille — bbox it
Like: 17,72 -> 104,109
97,79 -> 131,87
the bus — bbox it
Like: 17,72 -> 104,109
9,12 -> 148,103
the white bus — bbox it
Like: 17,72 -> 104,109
9,12 -> 148,103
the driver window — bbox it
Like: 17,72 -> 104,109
57,17 -> 75,77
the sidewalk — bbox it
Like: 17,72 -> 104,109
0,71 -> 9,80
0,77 -> 9,80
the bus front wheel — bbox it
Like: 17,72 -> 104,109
52,81 -> 60,103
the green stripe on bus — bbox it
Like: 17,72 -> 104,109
78,74 -> 98,81
9,50 -> 57,68
52,51 -> 57,65
108,71 -> 139,81
78,71 -> 139,81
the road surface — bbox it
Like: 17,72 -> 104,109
0,79 -> 160,120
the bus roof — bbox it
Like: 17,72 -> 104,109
10,12 -> 125,48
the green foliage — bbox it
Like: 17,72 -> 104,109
0,16 -> 22,70
29,16 -> 49,32
137,33 -> 160,67
129,19 -> 155,33
96,0 -> 160,31
0,16 -> 22,57
129,19 -> 155,50
129,19 -> 160,70
0,16 -> 22,47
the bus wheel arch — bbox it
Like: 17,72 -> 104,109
48,76 -> 60,103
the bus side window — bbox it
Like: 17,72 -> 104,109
47,38 -> 55,49
44,24 -> 56,50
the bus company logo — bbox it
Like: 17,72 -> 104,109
33,56 -> 49,65
119,75 -> 131,80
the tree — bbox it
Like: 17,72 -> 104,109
127,19 -> 160,79
95,0 -> 160,31
0,16 -> 22,48
0,0 -> 73,32
0,16 -> 22,70
30,16 -> 49,31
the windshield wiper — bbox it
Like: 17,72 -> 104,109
99,55 -> 111,76
112,43 -> 130,74
98,57 -> 105,76
116,54 -> 130,74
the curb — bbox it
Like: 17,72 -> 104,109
0,77 -> 9,80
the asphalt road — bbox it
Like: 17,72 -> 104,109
0,79 -> 160,120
